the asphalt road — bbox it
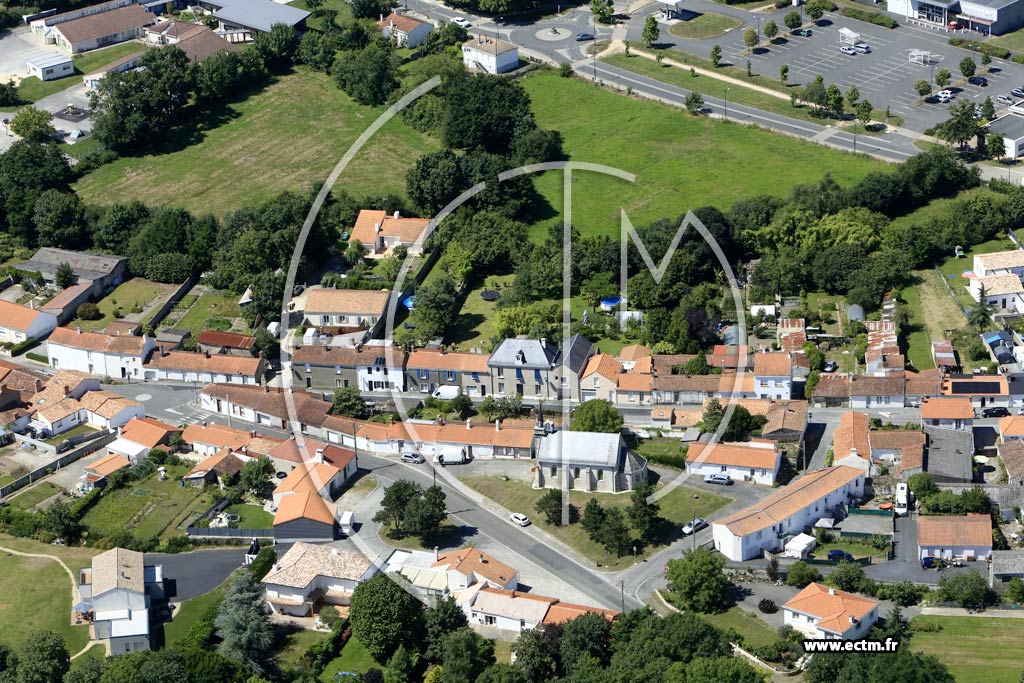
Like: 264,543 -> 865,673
146,547 -> 248,601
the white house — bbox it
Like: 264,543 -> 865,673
47,327 -> 155,380
78,548 -> 163,654
26,52 -> 74,81
378,13 -> 433,48
712,466 -> 866,561
143,350 -> 266,385
462,35 -> 518,74
534,430 -> 648,494
973,250 -> 1024,279
0,300 -> 58,345
782,582 -> 880,640
918,514 -> 993,562
302,288 -> 391,337
684,440 -> 782,486
433,547 -> 518,591
198,384 -> 332,436
969,273 -> 1024,313
33,3 -> 153,54
262,542 -> 379,617
29,371 -> 143,437
921,397 -> 974,430
752,352 -> 793,400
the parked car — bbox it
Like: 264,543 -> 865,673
510,513 -> 531,527
974,106 -> 983,119
951,556 -> 967,567
921,556 -> 948,569
854,42 -> 870,53
968,76 -> 988,86
576,32 -> 595,41
983,407 -> 1010,418
1012,87 -> 1024,98
936,89 -> 954,103
839,45 -> 856,55
823,360 -> 838,373
704,472 -> 732,486
452,17 -> 471,27
682,518 -> 708,535
275,471 -> 288,479
999,94 -> 1017,105
400,453 -> 426,464
793,27 -> 812,36
828,549 -> 854,563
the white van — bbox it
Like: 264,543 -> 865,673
894,482 -> 909,516
434,451 -> 468,465
432,385 -> 461,400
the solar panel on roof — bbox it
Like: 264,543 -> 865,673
950,382 -> 1000,394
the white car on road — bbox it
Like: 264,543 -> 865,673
452,17 -> 471,27
682,518 -> 708,535
510,513 -> 531,527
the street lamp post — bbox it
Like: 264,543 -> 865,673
724,87 -> 730,120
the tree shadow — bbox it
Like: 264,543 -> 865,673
445,313 -> 487,346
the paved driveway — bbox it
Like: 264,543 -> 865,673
865,514 -> 977,584
0,27 -> 52,82
147,548 -> 247,602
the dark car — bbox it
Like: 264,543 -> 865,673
292,284 -> 304,296
793,27 -> 812,36
921,556 -> 949,569
828,549 -> 854,563
983,407 -> 1010,418
968,76 -> 988,86
576,32 -> 595,41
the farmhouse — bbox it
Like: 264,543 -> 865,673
434,547 -> 519,591
459,586 -> 618,633
196,330 -> 256,356
942,374 -> 1010,408
302,288 -> 391,339
47,327 -> 155,380
534,430 -> 648,493
180,421 -> 284,459
462,35 -> 519,74
918,514 -> 992,561
378,13 -> 433,47
41,283 -> 93,325
291,344 -> 407,392
349,209 -> 430,257
272,460 -> 347,507
143,350 -> 266,385
712,466 -> 866,561
782,582 -> 880,640
29,372 -> 143,437
78,548 -> 163,654
407,348 -> 492,397
848,375 -> 905,409
262,542 -> 379,617
579,354 -> 623,402
0,300 -> 58,346
268,437 -> 357,475
970,274 -> 1024,313
684,440 -> 782,485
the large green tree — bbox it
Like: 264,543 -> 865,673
215,573 -> 274,675
424,596 -> 468,662
665,547 -> 733,613
332,38 -> 400,105
10,631 -> 69,683
9,106 -> 55,143
350,574 -> 425,662
570,399 -> 624,433
373,479 -> 423,536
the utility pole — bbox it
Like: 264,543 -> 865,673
619,580 -> 625,612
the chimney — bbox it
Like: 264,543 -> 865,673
250,430 -> 256,437
63,385 -> 70,396
76,326 -> 82,334
393,210 -> 400,220
374,222 -> 382,233
315,448 -> 325,463
466,419 -> 471,430
241,446 -> 248,454
263,384 -> 269,393
828,587 -> 835,595
379,12 -> 383,20
495,419 -> 500,432
34,378 -> 43,393
204,350 -> 210,359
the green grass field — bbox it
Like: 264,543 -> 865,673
635,437 -> 685,465
937,234 -> 1015,311
43,424 -> 96,446
18,42 -> 147,103
897,280 -> 934,371
225,503 -> 274,529
461,475 -> 730,569
0,534 -> 100,573
0,554 -> 89,652
74,68 -> 440,217
78,278 -> 179,331
173,292 -> 243,335
320,636 -> 381,681
668,13 -> 742,39
287,0 -> 353,30
493,639 -> 513,664
277,627 -> 327,670
988,29 -> 1024,54
8,482 -> 65,510
698,607 -> 778,648
911,615 -> 1024,683
163,583 -> 226,647
522,70 -> 885,240
81,465 -> 213,539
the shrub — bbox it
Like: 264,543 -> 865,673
758,598 -> 778,614
1013,54 -> 1024,65
76,302 -> 101,320
785,561 -> 822,588
840,7 -> 898,27
949,37 -> 1010,59
911,620 -> 942,633
161,535 -> 191,553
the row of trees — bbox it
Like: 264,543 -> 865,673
373,479 -> 448,540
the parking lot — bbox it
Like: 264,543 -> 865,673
644,0 -> 1024,132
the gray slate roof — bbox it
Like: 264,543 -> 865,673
991,549 -> 1024,576
924,426 -> 974,482
211,0 -> 310,33
17,247 -> 126,282
489,337 -> 558,370
537,430 -> 626,469
559,334 -> 594,375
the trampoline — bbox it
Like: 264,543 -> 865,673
403,295 -> 417,310
481,289 -> 500,302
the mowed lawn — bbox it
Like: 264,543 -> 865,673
77,278 -> 179,331
8,482 -> 65,510
163,583 -> 226,647
911,615 -> 1024,683
80,465 -> 213,539
75,68 -> 440,217
521,71 -> 886,240
668,12 -> 742,39
698,607 -> 778,648
225,503 -> 274,529
320,636 -> 382,681
461,475 -> 730,569
0,554 -> 89,652
173,292 -> 243,335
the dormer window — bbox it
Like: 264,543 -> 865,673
516,350 -> 526,364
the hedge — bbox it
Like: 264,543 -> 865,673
840,7 -> 898,28
300,621 -> 351,677
2,335 -> 43,357
25,352 -> 47,364
949,37 -> 1011,59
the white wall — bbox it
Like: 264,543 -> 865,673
919,544 -> 992,561
48,338 -> 154,379
685,459 -> 778,486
